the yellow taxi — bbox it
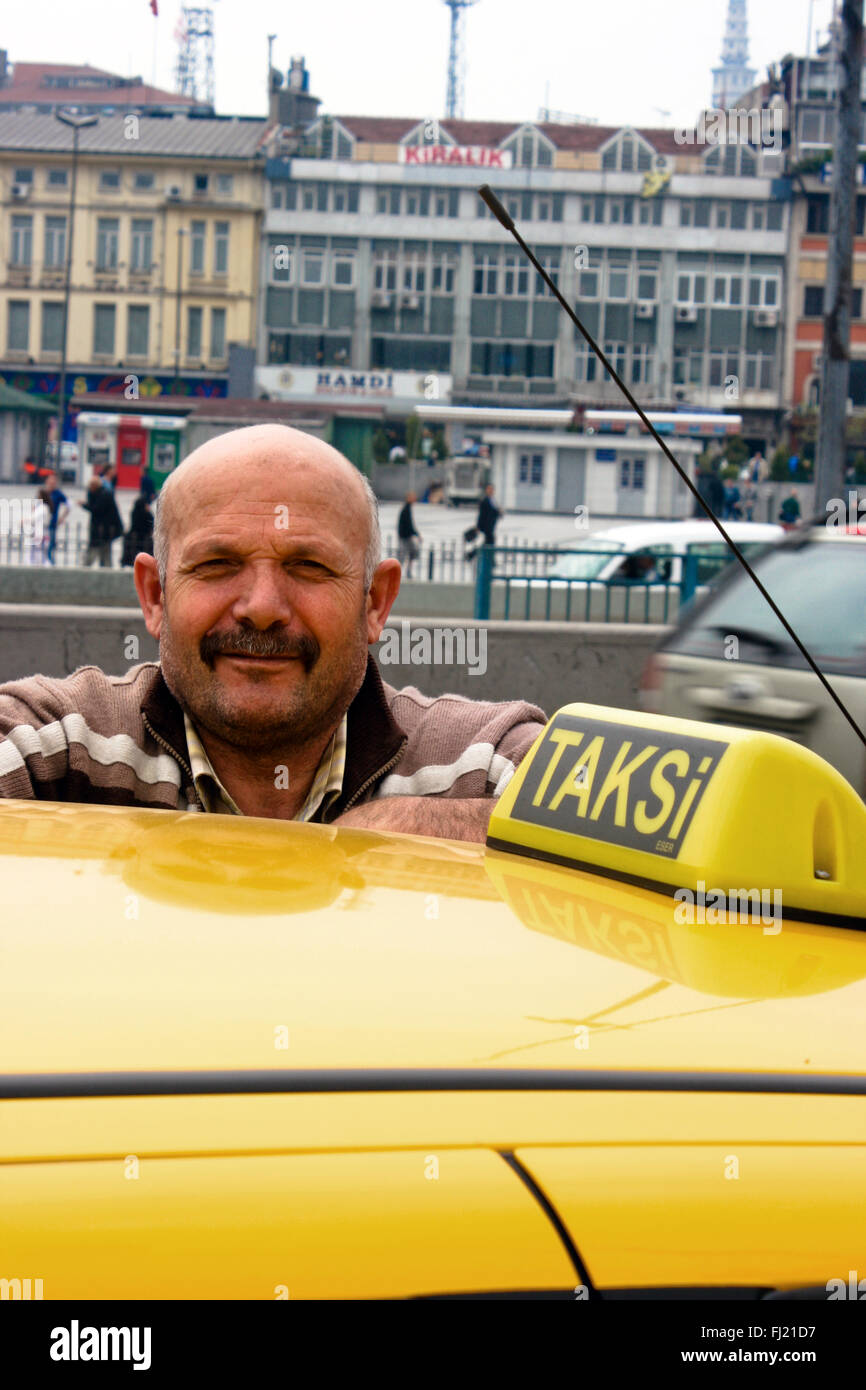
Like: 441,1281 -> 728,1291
2,702 -> 865,1301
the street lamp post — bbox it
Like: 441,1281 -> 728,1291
174,227 -> 187,394
54,109 -> 98,462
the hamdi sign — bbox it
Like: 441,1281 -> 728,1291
399,145 -> 513,168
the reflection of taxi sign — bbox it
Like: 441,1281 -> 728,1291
487,704 -> 866,928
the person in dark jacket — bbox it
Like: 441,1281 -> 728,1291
396,491 -> 421,577
82,477 -> 123,567
693,463 -> 725,519
122,490 -> 155,567
476,483 -> 501,545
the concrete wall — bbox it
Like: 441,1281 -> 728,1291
0,605 -> 667,714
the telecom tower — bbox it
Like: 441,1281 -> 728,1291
174,4 -> 217,109
711,0 -> 757,109
443,0 -> 478,120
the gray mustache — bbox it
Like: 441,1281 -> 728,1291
200,628 -> 320,670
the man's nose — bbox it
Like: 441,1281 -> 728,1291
230,563 -> 294,627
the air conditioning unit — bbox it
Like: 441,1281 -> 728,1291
11,182 -> 31,198
167,184 -> 183,200
635,301 -> 655,319
753,308 -> 778,327
675,305 -> 698,323
371,290 -> 391,308
400,293 -> 420,310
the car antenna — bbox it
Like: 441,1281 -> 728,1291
478,184 -> 866,754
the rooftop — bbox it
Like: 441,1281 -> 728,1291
0,109 -> 269,158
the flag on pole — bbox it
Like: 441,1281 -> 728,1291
150,0 -> 158,15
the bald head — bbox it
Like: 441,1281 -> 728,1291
153,424 -> 380,588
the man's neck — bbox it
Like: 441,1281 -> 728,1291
196,726 -> 336,819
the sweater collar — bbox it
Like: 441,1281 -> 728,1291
140,654 -> 406,816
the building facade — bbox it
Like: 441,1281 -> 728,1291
0,109 -> 266,442
257,108 -> 788,453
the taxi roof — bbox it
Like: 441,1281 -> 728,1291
2,800 -> 865,1093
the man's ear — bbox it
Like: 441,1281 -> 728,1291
365,557 -> 402,643
134,553 -> 165,640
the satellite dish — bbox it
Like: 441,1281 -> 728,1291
271,67 -> 284,89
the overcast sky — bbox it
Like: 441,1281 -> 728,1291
6,0 -> 838,129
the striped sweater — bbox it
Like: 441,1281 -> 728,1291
0,657 -> 547,819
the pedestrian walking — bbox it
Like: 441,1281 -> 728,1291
82,477 -> 123,567
121,488 -> 155,568
28,488 -> 50,565
476,483 -> 501,546
396,491 -> 421,578
44,471 -> 69,566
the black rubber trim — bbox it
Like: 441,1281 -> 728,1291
485,836 -> 866,932
2,1068 -> 866,1099
416,1286 -> 782,1301
499,1150 -> 599,1298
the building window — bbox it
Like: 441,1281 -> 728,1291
803,285 -> 823,317
806,196 -> 830,234
533,251 -> 560,295
709,349 -> 740,387
99,169 -> 121,191
41,301 -> 64,353
126,305 -> 149,357
431,254 -> 456,293
608,197 -> 634,225
93,303 -> 116,356
47,168 -> 68,187
578,266 -> 600,298
636,269 -> 658,301
7,300 -> 30,351
10,214 -> 32,266
575,343 -> 597,382
518,452 -> 544,485
216,174 -> 233,196
301,249 -> 324,284
473,252 -> 499,296
332,252 -> 355,286
401,253 -> 425,293
630,344 -> 655,385
638,199 -> 663,226
210,306 -> 226,359
743,352 -> 774,390
503,252 -> 529,296
620,457 -> 645,489
96,217 -> 119,270
602,133 -> 653,172
194,173 -> 209,194
711,273 -> 743,306
270,240 -> 292,284
373,250 -> 397,292
133,171 -> 155,190
604,341 -> 628,377
854,287 -> 863,318
190,220 -> 206,273
748,275 -> 779,308
130,218 -> 153,272
187,306 -> 203,358
43,215 -> 67,268
213,221 -> 229,275
13,167 -> 33,185
676,271 -> 706,305
607,265 -> 630,301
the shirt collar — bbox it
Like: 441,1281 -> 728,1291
183,711 -> 348,821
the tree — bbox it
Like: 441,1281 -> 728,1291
372,427 -> 390,464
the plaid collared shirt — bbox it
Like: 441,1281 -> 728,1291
183,712 -> 348,822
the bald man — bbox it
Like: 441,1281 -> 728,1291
0,425 -> 546,842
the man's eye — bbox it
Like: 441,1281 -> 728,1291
198,558 -> 235,570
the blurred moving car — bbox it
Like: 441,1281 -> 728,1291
2,703 -> 865,1299
499,520 -> 783,622
641,523 -> 866,797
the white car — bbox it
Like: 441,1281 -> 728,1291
495,521 -> 785,622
